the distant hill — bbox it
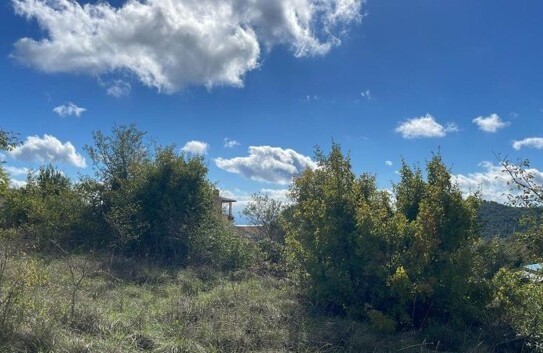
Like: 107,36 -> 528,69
477,200 -> 543,238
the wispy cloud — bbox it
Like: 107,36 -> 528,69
182,140 -> 209,155
8,135 -> 86,168
395,114 -> 458,139
106,80 -> 132,98
385,160 -> 393,166
53,102 -> 86,117
12,0 -> 363,92
224,138 -> 241,148
360,89 -> 372,100
472,113 -> 509,133
513,137 -> 543,150
215,146 -> 316,184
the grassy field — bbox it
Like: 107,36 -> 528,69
0,241 -> 498,353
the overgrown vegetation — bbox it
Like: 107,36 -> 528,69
284,145 -> 481,335
2,125 -> 543,352
1,125 -> 253,269
1,242 -> 465,352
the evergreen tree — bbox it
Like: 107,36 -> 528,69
286,146 -> 481,329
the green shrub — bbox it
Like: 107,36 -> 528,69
190,216 -> 257,270
82,126 -> 257,269
285,145 -> 481,333
0,165 -> 87,250
0,237 -> 47,344
366,308 -> 396,334
492,268 -> 543,351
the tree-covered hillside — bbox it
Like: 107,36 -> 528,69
477,200 -> 543,238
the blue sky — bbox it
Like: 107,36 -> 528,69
1,0 -> 543,222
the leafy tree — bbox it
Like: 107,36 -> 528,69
394,160 -> 425,221
242,192 -> 288,268
85,124 -> 148,191
401,154 -> 480,327
286,145 -> 398,314
351,173 -> 411,323
1,165 -> 85,249
490,158 -> 543,349
83,125 -> 253,267
243,192 -> 286,243
0,128 -> 17,197
285,143 -> 360,311
0,129 -> 17,151
492,268 -> 543,351
134,146 -> 256,268
498,158 -> 543,260
0,166 -> 8,198
501,158 -> 543,207
286,146 -> 481,330
135,146 -> 214,260
84,125 -> 150,249
35,164 -> 71,196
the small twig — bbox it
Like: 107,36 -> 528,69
396,339 -> 432,352
51,241 -> 92,318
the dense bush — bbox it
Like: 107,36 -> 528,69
133,146 -> 216,259
285,144 -> 481,329
82,125 -> 256,268
492,268 -> 543,351
0,125 -> 256,270
0,165 -> 87,250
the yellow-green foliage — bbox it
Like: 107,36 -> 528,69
0,165 -> 85,249
285,146 -> 480,329
0,126 -> 258,271
0,238 -> 48,341
492,268 -> 543,351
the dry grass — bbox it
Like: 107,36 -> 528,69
0,241 -> 495,353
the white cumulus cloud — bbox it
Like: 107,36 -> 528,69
472,113 -> 509,133
9,179 -> 27,189
219,187 -> 290,207
259,188 -> 291,203
395,114 -> 458,139
215,145 -> 316,184
182,140 -> 209,155
8,134 -> 86,168
53,102 -> 86,117
452,161 -> 543,204
11,0 -> 363,92
385,160 -> 393,166
224,138 -> 241,148
513,137 -> 543,150
4,165 -> 30,176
